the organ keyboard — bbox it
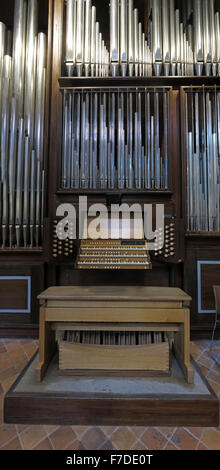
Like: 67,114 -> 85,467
76,240 -> 152,270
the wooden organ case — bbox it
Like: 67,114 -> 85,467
0,0 -> 220,347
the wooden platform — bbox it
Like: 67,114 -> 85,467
4,352 -> 219,427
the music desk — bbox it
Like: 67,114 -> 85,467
35,286 -> 194,383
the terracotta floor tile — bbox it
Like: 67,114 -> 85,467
13,352 -> 29,363
81,427 -> 106,450
130,427 -> 146,438
111,427 -> 138,450
131,440 -> 148,450
186,427 -> 204,440
16,425 -> 30,433
72,426 -> 89,437
192,342 -> 206,354
1,374 -> 18,393
20,425 -> 47,450
0,395 -> 3,410
0,352 -> 9,362
165,442 -> 179,450
157,427 -> 175,439
198,353 -> 214,370
195,340 -> 210,350
196,362 -> 210,378
0,357 -> 14,372
65,439 -> 86,450
99,439 -> 115,450
0,344 -> 6,353
100,426 -> 117,437
208,371 -> 220,385
201,428 -> 220,450
33,438 -> 53,450
0,408 -> 3,425
8,350 -> 28,363
49,426 -> 77,450
0,366 -> 17,383
19,340 -> 34,345
14,359 -> 28,374
207,379 -> 220,397
190,343 -> 203,360
171,429 -> 199,450
44,425 -> 59,435
5,342 -> 24,355
0,437 -> 22,450
0,424 -> 17,447
140,428 -> 168,450
212,362 -> 220,374
197,442 -> 209,450
21,344 -> 38,359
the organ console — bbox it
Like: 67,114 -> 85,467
76,240 -> 152,270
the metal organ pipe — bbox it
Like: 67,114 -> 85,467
162,0 -> 170,77
0,0 -> 47,248
0,22 -> 6,132
90,6 -> 96,77
186,88 -> 220,233
61,88 -> 170,192
110,0 -> 119,76
65,0 -> 76,77
152,0 -> 162,76
64,0 -> 220,77
194,0 -> 204,75
12,0 -> 26,115
128,0 -> 134,77
84,0 -> 91,77
75,0 -> 84,76
120,0 -> 127,77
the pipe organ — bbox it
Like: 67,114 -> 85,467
64,0 -> 220,77
0,0 -> 47,249
61,87 -> 170,190
1,0 -> 220,339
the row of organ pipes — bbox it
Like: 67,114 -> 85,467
62,330 -> 167,346
186,88 -> 220,232
0,0 -> 47,249
65,0 -> 220,77
61,88 -> 169,190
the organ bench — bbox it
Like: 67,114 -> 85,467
35,286 -> 194,384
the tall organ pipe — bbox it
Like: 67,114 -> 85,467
24,0 -> 38,144
12,0 -> 26,116
65,0 -> 76,77
0,0 -> 47,248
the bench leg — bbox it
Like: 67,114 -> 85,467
35,304 -> 56,381
173,309 -> 194,384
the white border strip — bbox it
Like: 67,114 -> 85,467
0,276 -> 31,313
197,261 -> 220,314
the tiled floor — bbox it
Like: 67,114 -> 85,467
0,338 -> 220,450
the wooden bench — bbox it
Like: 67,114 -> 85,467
36,286 -> 194,383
